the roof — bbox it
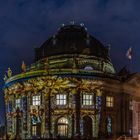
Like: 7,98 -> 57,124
35,24 -> 110,61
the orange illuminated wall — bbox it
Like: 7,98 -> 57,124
133,101 -> 140,138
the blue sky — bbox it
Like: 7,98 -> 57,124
0,0 -> 140,124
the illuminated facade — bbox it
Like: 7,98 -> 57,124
3,24 -> 140,139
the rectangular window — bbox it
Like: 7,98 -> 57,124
83,94 -> 93,105
32,125 -> 37,136
15,99 -> 21,108
106,96 -> 114,107
32,95 -> 41,106
56,94 -> 67,105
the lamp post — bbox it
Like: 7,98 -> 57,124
15,107 -> 23,139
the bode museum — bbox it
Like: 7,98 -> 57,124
3,24 -> 140,139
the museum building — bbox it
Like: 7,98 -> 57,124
3,24 -> 140,139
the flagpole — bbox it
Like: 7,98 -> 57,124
127,57 -> 131,72
129,56 -> 132,72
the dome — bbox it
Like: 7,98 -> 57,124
35,24 -> 110,61
33,24 -> 115,74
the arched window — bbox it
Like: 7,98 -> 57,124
57,117 -> 68,137
106,117 -> 112,136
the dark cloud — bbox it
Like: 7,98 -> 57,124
0,0 -> 140,124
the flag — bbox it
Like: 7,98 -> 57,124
126,47 -> 132,60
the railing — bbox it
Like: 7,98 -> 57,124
5,68 -> 105,85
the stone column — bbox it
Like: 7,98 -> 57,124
45,92 -> 52,138
22,93 -> 28,139
41,92 -> 45,138
98,91 -> 106,138
74,89 -> 81,138
72,114 -> 75,137
48,93 -> 52,138
15,107 -> 22,139
27,92 -> 31,138
5,101 -> 8,139
120,93 -> 131,136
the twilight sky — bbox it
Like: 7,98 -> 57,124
0,0 -> 140,124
